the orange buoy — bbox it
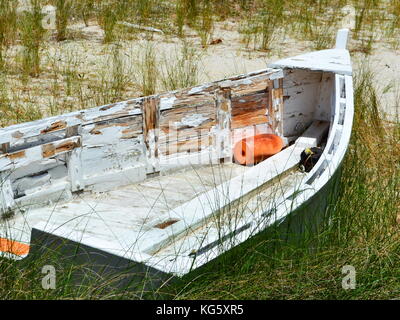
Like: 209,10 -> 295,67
0,238 -> 30,256
233,134 -> 283,165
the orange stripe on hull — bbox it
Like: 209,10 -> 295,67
233,134 -> 283,165
0,238 -> 30,256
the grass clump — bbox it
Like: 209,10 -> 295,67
18,0 -> 45,78
240,0 -> 284,51
196,0 -> 214,47
55,0 -> 73,41
98,3 -> 119,43
133,42 -> 158,96
74,0 -> 96,27
0,0 -> 17,71
0,74 -> 43,126
160,42 -> 200,91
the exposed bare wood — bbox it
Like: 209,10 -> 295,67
271,78 -> 284,136
0,136 -> 81,171
231,92 -> 269,129
0,143 -> 9,154
40,120 -> 67,134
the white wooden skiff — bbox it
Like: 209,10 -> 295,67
0,30 -> 353,278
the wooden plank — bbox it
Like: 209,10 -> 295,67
268,48 -> 351,76
140,144 -> 307,254
0,136 -> 81,171
67,148 -> 83,192
142,97 -> 160,173
231,92 -> 269,129
335,28 -> 349,49
158,100 -> 216,157
315,72 -> 335,122
271,78 -> 284,136
0,143 -> 9,154
266,79 -> 274,127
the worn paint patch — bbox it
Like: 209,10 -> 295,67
11,131 -> 24,139
8,150 -> 26,160
42,144 -> 56,158
174,114 -> 209,129
154,219 -> 179,229
159,96 -> 176,110
56,141 -> 78,154
89,129 -> 102,135
40,120 -> 67,134
42,139 -> 79,158
121,128 -> 141,139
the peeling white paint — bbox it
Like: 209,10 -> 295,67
188,85 -> 210,95
174,113 -> 209,129
159,96 -> 176,110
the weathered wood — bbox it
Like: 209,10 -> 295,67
271,78 -> 284,136
142,97 -> 160,173
266,79 -> 274,126
281,69 -> 322,137
335,28 -> 349,49
159,100 -> 216,157
268,48 -> 351,76
0,171 -> 15,215
0,143 -> 9,154
0,69 -> 282,148
67,148 -> 83,192
315,72 -> 335,122
0,136 -> 81,171
215,87 -> 232,161
231,92 -> 269,129
0,67 -> 284,204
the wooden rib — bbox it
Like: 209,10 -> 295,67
271,78 -> 284,136
0,171 -> 15,214
216,87 -> 232,161
142,97 -> 160,173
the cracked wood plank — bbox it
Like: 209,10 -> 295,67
0,136 -> 81,171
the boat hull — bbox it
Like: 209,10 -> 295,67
23,160 -> 344,293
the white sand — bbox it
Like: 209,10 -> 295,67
3,18 -> 399,123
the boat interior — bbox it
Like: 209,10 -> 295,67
0,62 -> 342,265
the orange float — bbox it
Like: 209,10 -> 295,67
0,238 -> 30,256
233,134 -> 283,165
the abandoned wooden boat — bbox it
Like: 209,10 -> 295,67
0,30 -> 353,279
